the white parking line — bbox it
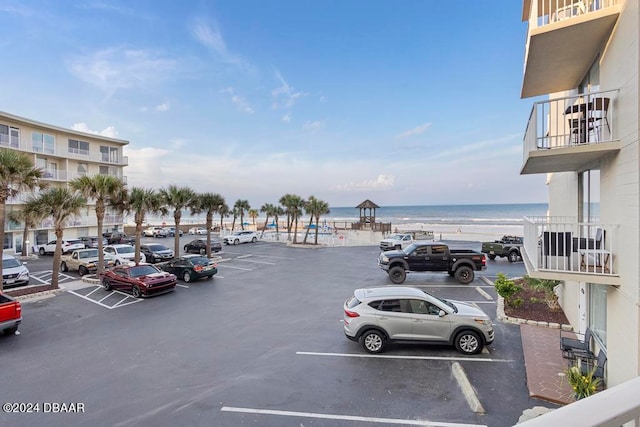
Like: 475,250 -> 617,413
221,406 -> 486,427
64,288 -> 142,309
234,259 -> 276,265
176,284 -> 189,288
296,351 -> 512,363
475,286 -> 494,300
217,264 -> 253,271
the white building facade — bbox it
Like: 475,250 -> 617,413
0,111 -> 128,253
519,0 -> 637,387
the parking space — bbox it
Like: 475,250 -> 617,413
2,242 -> 539,427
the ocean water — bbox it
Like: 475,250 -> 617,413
324,203 -> 549,227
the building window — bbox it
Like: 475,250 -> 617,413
100,146 -> 119,163
35,230 -> 49,246
3,233 -> 13,250
68,139 -> 89,156
32,132 -> 55,154
589,283 -> 607,347
0,124 -> 19,148
77,163 -> 88,176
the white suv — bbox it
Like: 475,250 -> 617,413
343,287 -> 494,355
223,231 -> 258,245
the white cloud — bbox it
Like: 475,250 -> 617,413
281,113 -> 292,123
189,18 -> 250,70
221,87 -> 254,114
334,175 -> 395,192
71,122 -> 119,138
396,122 -> 432,139
271,71 -> 306,109
303,120 -> 325,133
67,48 -> 176,99
155,102 -> 170,112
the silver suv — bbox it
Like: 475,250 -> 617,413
343,287 -> 494,355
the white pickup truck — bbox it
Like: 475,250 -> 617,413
379,231 -> 435,251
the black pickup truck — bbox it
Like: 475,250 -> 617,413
481,235 -> 523,262
377,242 -> 486,285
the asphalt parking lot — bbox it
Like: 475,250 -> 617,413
0,238 -> 550,427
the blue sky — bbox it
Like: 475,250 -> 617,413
0,1 -> 547,208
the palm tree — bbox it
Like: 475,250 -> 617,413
0,149 -> 44,291
273,206 -> 285,240
190,193 -> 225,257
279,194 -> 295,241
32,187 -> 86,289
218,202 -> 229,233
259,203 -> 277,237
286,195 -> 305,244
159,185 -> 196,256
303,196 -> 328,244
122,187 -> 166,263
7,198 -> 46,256
248,209 -> 259,229
70,175 -> 126,275
309,197 -> 330,244
234,199 -> 251,230
230,206 -> 240,232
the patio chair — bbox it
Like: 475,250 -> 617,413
588,97 -> 610,141
578,348 -> 607,379
561,327 -> 592,359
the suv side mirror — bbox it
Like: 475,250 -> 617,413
438,310 -> 446,317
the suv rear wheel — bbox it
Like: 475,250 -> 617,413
360,330 -> 385,354
455,330 -> 482,354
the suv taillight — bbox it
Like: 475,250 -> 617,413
344,309 -> 359,318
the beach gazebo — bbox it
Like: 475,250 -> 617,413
356,199 -> 379,227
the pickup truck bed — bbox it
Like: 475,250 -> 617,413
0,293 -> 22,335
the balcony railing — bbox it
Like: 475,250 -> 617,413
526,0 -> 620,30
2,138 -> 127,165
521,89 -> 620,174
523,216 -> 618,278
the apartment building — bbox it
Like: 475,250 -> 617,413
0,111 -> 128,253
519,0 -> 637,387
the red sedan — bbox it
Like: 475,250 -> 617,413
99,264 -> 177,298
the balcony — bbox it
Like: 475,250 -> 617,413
522,216 -> 619,285
521,89 -> 620,174
521,0 -> 622,98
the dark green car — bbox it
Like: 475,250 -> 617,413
157,255 -> 217,282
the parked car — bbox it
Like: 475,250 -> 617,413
481,235 -> 523,262
163,227 -> 183,237
2,253 -> 30,288
183,238 -> 222,255
143,226 -> 168,238
188,227 -> 208,235
140,243 -> 175,264
79,236 -> 108,249
157,255 -> 217,282
104,244 -> 146,265
343,286 -> 494,355
103,231 -> 136,245
223,231 -> 258,245
0,292 -> 21,335
60,248 -> 115,276
99,264 -> 177,298
37,239 -> 85,256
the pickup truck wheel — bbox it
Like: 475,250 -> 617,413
102,278 -> 112,291
78,266 -> 88,276
183,271 -> 192,282
508,251 -> 519,263
394,245 -> 401,250
61,261 -> 68,272
389,266 -> 407,284
3,326 -> 18,335
131,285 -> 142,298
454,266 -> 474,284
39,247 -> 45,256
455,330 -> 482,354
488,254 -> 496,260
360,330 -> 385,354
